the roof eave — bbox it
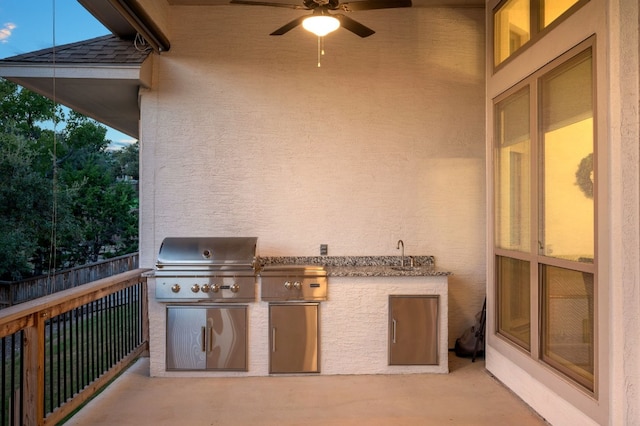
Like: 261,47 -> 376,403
78,0 -> 170,53
0,59 -> 152,139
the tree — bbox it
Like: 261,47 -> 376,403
0,131 -> 52,279
0,79 -> 139,280
112,142 -> 139,180
0,79 -> 61,139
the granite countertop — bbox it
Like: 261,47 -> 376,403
258,256 -> 451,277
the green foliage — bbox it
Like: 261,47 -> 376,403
0,79 -> 62,139
112,142 -> 139,180
0,79 -> 139,280
0,132 -> 50,279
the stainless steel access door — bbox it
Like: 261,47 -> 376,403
389,295 -> 439,365
166,305 -> 248,371
269,303 -> 319,374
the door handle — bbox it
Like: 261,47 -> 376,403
272,327 -> 276,352
201,326 -> 206,352
392,318 -> 397,344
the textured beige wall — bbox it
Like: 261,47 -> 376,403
608,0 -> 640,424
140,5 -> 485,347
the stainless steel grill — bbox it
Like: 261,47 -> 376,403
155,237 -> 258,302
259,265 -> 327,374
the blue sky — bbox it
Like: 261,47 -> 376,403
0,0 -> 136,147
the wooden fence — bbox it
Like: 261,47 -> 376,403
0,253 -> 139,308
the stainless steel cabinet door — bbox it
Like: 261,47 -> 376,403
166,306 -> 207,370
166,305 -> 247,371
206,306 -> 247,370
269,303 -> 319,374
389,296 -> 439,365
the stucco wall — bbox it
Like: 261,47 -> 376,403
139,5 -> 485,348
608,0 -> 640,424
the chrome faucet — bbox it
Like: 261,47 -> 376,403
397,239 -> 405,267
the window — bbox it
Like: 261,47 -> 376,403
493,0 -> 586,67
495,86 -> 530,253
539,49 -> 594,264
493,42 -> 595,392
540,0 -> 581,27
541,265 -> 594,390
496,256 -> 530,349
494,0 -> 530,67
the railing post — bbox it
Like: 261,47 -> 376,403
23,312 -> 46,426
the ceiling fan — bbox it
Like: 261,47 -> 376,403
229,0 -> 412,38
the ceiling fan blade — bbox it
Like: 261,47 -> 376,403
339,0 -> 411,12
270,16 -> 308,35
230,0 -> 307,9
334,14 -> 375,37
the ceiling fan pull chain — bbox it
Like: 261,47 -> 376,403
317,36 -> 327,67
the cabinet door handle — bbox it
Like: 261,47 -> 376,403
392,319 -> 397,344
209,326 -> 214,353
272,327 -> 277,352
201,326 -> 206,352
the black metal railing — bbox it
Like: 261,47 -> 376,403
0,269 -> 149,426
1,331 -> 24,425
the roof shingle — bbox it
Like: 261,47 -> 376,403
1,35 -> 151,65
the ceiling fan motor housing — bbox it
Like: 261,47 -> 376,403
304,0 -> 341,9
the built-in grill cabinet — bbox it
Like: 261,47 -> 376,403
269,303 -> 319,374
388,295 -> 439,365
155,237 -> 257,372
166,305 -> 247,371
260,265 -> 327,374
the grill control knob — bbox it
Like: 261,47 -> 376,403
191,284 -> 200,293
171,284 -> 181,293
284,281 -> 292,290
200,284 -> 210,293
211,284 -> 220,293
230,283 -> 240,293
293,281 -> 302,290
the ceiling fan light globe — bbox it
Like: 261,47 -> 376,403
302,16 -> 340,37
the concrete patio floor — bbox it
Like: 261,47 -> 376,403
65,355 -> 547,425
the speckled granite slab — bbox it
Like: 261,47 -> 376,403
258,256 -> 450,277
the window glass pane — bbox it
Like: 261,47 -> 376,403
495,87 -> 530,252
541,0 -> 580,28
540,50 -> 593,262
541,264 -> 594,391
497,256 -> 531,350
494,0 -> 530,66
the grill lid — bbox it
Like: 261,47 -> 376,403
156,237 -> 257,270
